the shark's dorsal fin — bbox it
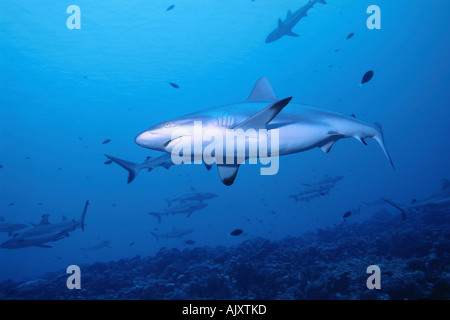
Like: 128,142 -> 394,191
235,97 -> 292,131
441,179 -> 450,190
247,77 -> 277,101
217,164 -> 240,186
286,10 -> 293,18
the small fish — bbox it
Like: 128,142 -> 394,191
104,160 -> 113,165
129,242 -> 134,246
361,70 -> 374,85
334,49 -> 339,53
343,211 -> 352,219
0,164 -> 3,169
25,157 -> 30,160
166,5 -> 175,11
38,202 -> 43,206
57,167 -> 62,171
346,32 -> 354,40
184,240 -> 196,245
230,229 -> 243,236
8,202 -> 14,206
78,137 -> 83,141
102,139 -> 111,144
169,82 -> 179,89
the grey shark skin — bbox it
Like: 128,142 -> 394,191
0,218 -> 28,236
148,202 -> 208,223
265,0 -> 327,43
149,228 -> 194,241
105,153 -> 173,184
383,179 -> 450,220
0,200 -> 89,249
166,192 -> 218,207
135,77 -> 394,186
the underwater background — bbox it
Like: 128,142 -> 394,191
0,0 -> 449,299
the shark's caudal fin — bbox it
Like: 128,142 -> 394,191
149,231 -> 159,241
382,198 -> 407,221
80,200 -> 89,231
373,123 -> 395,169
148,212 -> 162,224
104,154 -> 141,183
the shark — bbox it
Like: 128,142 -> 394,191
289,183 -> 336,202
265,0 -> 327,43
81,240 -> 111,252
0,200 -> 89,249
149,227 -> 194,241
134,77 -> 394,186
104,153 -> 174,183
383,179 -> 450,220
0,217 -> 28,236
148,202 -> 208,223
166,192 -> 218,207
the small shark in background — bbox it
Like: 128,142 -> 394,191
104,153 -> 174,183
81,240 -> 111,252
149,227 -> 194,241
135,77 -> 393,186
0,200 -> 89,249
383,179 -> 450,220
148,202 -> 208,223
166,192 -> 218,207
266,0 -> 327,43
0,217 -> 28,236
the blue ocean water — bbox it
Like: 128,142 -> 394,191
0,0 -> 449,299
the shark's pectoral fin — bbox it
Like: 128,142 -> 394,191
217,164 -> 240,186
36,244 -> 52,248
286,30 -> 299,37
320,141 -> 336,153
278,19 -> 284,28
235,97 -> 292,131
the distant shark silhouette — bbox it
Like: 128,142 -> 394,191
266,0 -> 327,43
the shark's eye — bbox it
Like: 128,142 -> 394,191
164,122 -> 173,128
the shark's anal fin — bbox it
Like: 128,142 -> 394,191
217,164 -> 240,186
235,97 -> 292,131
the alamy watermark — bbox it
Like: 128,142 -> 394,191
168,121 -> 280,176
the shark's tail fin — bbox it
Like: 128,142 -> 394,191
148,212 -> 162,224
382,197 -> 407,220
104,154 -> 141,184
80,200 -> 89,231
149,231 -> 159,241
373,123 -> 395,169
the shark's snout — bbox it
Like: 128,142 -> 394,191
135,131 -> 155,148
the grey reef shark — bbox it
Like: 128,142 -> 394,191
266,0 -> 327,43
134,77 -> 394,186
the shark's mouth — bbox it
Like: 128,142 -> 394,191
163,136 -> 185,148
